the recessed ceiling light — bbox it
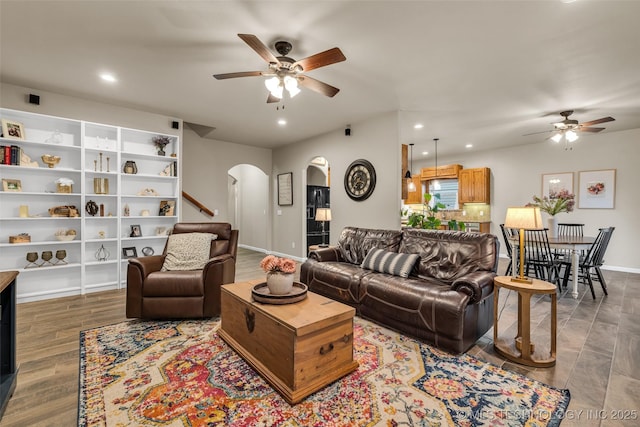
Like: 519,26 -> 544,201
100,73 -> 117,83
278,119 -> 287,126
414,123 -> 424,129
465,144 -> 473,148
422,151 -> 429,156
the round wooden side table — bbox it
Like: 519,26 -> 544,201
493,275 -> 557,367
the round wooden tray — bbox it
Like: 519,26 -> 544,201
252,282 -> 308,305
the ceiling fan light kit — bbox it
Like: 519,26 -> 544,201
524,110 -> 615,150
214,34 -> 346,102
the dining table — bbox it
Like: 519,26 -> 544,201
510,235 -> 596,299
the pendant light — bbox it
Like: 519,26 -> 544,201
406,143 -> 416,192
433,138 -> 441,190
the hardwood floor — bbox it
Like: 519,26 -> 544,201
1,249 -> 638,426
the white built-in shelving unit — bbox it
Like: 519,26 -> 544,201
0,108 -> 180,303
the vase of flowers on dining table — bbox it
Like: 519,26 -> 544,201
527,189 -> 575,237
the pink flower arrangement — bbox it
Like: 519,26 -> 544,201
260,255 -> 296,274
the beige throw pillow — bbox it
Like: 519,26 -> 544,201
161,232 -> 217,271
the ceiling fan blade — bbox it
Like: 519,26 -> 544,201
522,129 -> 554,136
298,76 -> 340,97
579,127 -> 605,133
266,93 -> 280,103
213,71 -> 263,80
237,34 -> 280,65
580,116 -> 615,127
292,47 -> 346,72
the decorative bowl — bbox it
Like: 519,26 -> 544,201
41,154 -> 61,168
56,234 -> 76,241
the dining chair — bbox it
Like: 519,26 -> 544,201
554,223 -> 586,271
560,227 -> 615,299
499,223 -> 518,276
557,223 -> 585,237
523,228 -> 561,287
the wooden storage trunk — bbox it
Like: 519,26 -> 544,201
219,280 -> 358,404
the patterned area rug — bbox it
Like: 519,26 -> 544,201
79,318 -> 570,426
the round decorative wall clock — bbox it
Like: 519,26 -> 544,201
344,159 -> 376,201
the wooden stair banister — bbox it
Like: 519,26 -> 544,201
182,191 -> 215,217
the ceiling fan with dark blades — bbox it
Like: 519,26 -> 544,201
213,34 -> 346,102
524,110 -> 615,136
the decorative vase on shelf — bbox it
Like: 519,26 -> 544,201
123,160 -> 138,174
266,272 -> 294,295
547,216 -> 558,238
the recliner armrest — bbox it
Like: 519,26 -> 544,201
129,255 -> 165,279
451,271 -> 496,303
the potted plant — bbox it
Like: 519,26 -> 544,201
152,135 -> 171,156
407,193 -> 466,231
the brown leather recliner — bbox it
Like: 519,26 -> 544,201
126,222 -> 238,319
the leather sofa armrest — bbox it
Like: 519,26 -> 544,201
309,247 -> 343,262
202,253 -> 236,317
451,271 -> 496,303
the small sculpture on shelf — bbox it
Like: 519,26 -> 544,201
85,200 -> 99,216
20,151 -> 39,167
137,188 -> 158,196
152,135 -> 171,156
95,244 -> 110,261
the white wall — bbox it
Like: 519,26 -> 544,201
228,164 -> 268,250
411,130 -> 640,271
272,112 -> 401,259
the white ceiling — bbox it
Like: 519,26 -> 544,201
2,1 -> 639,158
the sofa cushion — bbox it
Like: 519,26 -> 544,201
161,232 -> 217,271
361,248 -> 419,278
338,227 -> 402,265
399,228 -> 497,284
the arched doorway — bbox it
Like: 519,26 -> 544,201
305,157 -> 330,249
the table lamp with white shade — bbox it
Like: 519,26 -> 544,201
504,206 -> 543,284
315,208 -> 332,247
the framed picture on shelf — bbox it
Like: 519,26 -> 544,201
2,178 -> 22,192
541,172 -> 573,198
122,247 -> 138,258
159,200 -> 176,216
1,119 -> 25,140
578,169 -> 616,209
130,224 -> 142,237
277,172 -> 293,206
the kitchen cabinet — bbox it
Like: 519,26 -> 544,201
459,167 -> 490,204
420,164 -> 462,180
403,176 -> 423,204
0,108 -> 180,303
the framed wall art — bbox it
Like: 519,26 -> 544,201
1,119 -> 25,140
578,169 -> 616,209
277,172 -> 293,206
541,172 -> 573,198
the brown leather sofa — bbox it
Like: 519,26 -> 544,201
126,222 -> 238,319
300,227 -> 499,354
